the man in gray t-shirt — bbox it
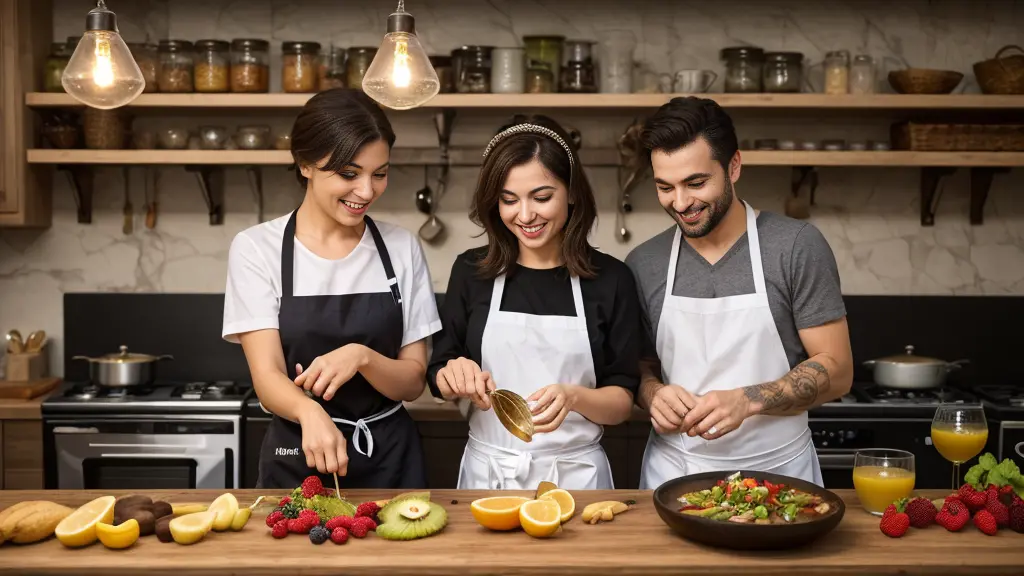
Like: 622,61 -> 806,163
627,96 -> 854,489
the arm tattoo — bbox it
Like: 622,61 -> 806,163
744,361 -> 831,415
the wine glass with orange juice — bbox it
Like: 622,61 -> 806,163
852,449 -> 916,515
931,404 -> 988,489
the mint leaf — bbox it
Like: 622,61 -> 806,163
995,459 -> 1021,484
964,464 -> 986,488
979,452 -> 998,470
988,469 -> 1007,488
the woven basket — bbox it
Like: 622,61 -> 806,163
973,45 -> 1024,95
891,122 -> 1024,151
887,68 -> 964,94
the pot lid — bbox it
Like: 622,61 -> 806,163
85,345 -> 164,364
875,345 -> 947,365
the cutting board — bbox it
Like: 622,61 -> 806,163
0,377 -> 60,399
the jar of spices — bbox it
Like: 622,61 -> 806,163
44,42 -> 71,92
491,48 -> 525,93
281,41 -> 321,93
319,45 -> 347,90
720,47 -> 764,93
430,55 -> 454,93
523,36 -> 564,88
230,39 -> 270,93
849,54 -> 875,94
762,52 -> 803,93
194,40 -> 230,93
128,42 -> 159,93
83,107 -> 126,150
346,47 -> 377,90
455,46 -> 493,94
824,50 -> 850,95
561,61 -> 597,93
525,63 -> 555,93
564,40 -> 594,64
158,39 -> 195,93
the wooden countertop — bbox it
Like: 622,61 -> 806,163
0,489 -> 1021,575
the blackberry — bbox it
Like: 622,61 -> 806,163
309,525 -> 330,544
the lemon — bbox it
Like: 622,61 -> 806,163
469,496 -> 530,531
96,519 -> 140,550
55,495 -> 116,548
539,488 -> 575,523
207,493 -> 239,531
169,511 -> 216,545
519,499 -> 561,538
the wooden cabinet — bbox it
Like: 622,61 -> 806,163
1,420 -> 44,489
0,0 -> 52,227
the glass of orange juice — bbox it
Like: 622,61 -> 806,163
852,449 -> 916,515
931,404 -> 988,489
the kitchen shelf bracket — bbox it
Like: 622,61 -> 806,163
245,166 -> 264,223
57,164 -> 93,224
968,167 -> 1010,225
919,167 -> 957,226
185,166 -> 224,225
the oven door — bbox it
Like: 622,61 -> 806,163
999,421 -> 1024,471
48,416 -> 240,490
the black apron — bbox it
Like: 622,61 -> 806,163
256,211 -> 427,489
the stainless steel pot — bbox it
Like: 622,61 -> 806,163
72,345 -> 174,387
862,345 -> 968,389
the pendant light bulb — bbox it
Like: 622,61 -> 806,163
362,1 -> 440,110
62,0 -> 145,109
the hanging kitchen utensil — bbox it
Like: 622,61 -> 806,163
418,109 -> 455,245
5,330 -> 24,354
489,388 -> 535,443
615,120 -> 646,243
862,345 -> 969,390
144,167 -> 158,229
24,331 -> 45,353
122,167 -> 133,235
72,345 -> 174,388
414,165 -> 433,215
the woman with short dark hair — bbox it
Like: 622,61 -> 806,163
223,89 -> 440,489
427,114 -> 643,490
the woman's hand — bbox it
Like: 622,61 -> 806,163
435,357 -> 494,410
294,344 -> 369,401
296,401 -> 348,475
529,384 -> 578,434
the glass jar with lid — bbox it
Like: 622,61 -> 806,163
281,41 -> 321,93
824,50 -> 850,95
158,39 -> 195,93
523,36 -> 564,85
194,40 -> 230,93
561,61 -> 597,93
44,42 -> 71,93
762,52 -> 803,93
525,62 -> 555,93
849,54 -> 876,94
455,46 -> 493,93
128,42 -> 159,93
491,48 -> 525,93
720,46 -> 764,93
319,45 -> 347,90
346,47 -> 377,90
230,39 -> 270,93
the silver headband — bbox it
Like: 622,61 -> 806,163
482,123 -> 575,170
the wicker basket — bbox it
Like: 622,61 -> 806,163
887,68 -> 964,94
973,45 -> 1024,95
891,122 -> 1024,151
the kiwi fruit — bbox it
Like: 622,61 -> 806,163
114,495 -> 153,525
375,496 -> 447,541
151,501 -> 173,520
134,510 -> 157,537
155,514 -> 174,543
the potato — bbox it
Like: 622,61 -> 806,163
155,514 -> 174,543
151,501 -> 173,520
0,502 -> 43,542
114,495 -> 153,525
134,510 -> 157,537
5,502 -> 73,544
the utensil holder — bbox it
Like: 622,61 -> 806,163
6,350 -> 49,382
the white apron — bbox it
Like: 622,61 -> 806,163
639,201 -> 823,490
456,272 -> 614,490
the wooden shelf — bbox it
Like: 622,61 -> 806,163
26,149 -> 1024,167
25,92 -> 1024,110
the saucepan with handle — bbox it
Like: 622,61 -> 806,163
72,345 -> 174,387
862,345 -> 968,389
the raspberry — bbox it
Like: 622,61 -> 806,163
356,501 -> 381,519
905,497 -> 937,528
325,516 -> 349,531
278,496 -> 292,507
974,509 -> 999,535
349,522 -> 369,538
299,508 -> 321,526
287,518 -> 312,534
265,510 -> 285,528
1009,502 -> 1024,533
301,475 -> 324,499
309,525 -> 330,545
352,516 -> 377,531
330,527 -> 349,544
999,485 -> 1015,497
986,488 -> 1010,527
271,519 -> 289,539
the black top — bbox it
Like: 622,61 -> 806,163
427,247 -> 643,398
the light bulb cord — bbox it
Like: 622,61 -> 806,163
396,0 -> 405,14
97,0 -> 107,8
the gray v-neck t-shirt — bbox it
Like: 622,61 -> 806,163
624,211 -> 846,370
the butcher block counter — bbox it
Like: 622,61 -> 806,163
0,489 -> 1021,575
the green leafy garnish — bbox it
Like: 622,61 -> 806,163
965,452 -> 1023,496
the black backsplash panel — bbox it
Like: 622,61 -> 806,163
65,293 -> 1023,386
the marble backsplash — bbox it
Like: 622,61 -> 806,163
1,0 -> 1023,375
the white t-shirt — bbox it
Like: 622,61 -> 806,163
221,213 -> 442,348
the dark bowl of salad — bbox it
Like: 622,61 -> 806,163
653,470 -> 845,550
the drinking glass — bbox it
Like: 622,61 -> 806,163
852,449 -> 916,515
931,404 -> 988,489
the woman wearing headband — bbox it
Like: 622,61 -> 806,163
427,115 -> 643,489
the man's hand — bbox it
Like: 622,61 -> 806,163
648,384 -> 698,435
681,388 -> 753,440
294,344 -> 369,402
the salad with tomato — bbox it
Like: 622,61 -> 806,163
677,472 -> 833,524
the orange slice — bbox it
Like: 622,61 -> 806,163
470,496 -> 530,531
55,495 -> 116,548
519,499 -> 561,538
540,488 -> 575,523
96,519 -> 140,549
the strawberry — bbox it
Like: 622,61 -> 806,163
935,499 -> 970,532
287,518 -> 312,534
265,510 -> 285,528
879,500 -> 910,538
985,488 -> 1010,528
973,509 -> 999,535
278,496 -> 292,507
330,527 -> 349,544
356,501 -> 382,520
958,484 -> 987,512
352,515 -> 377,531
271,519 -> 289,539
325,516 -> 350,532
905,497 -> 937,528
1009,502 -> 1024,533
301,475 -> 324,499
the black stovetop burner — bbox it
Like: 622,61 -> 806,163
58,380 -> 247,401
43,380 -> 253,416
862,385 -> 976,405
973,385 -> 1024,408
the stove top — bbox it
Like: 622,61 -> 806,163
974,385 -> 1024,408
826,383 -> 978,406
42,380 -> 253,416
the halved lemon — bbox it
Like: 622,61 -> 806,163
539,488 -> 575,523
519,499 -> 561,538
470,496 -> 530,531
207,493 -> 239,531
55,495 -> 116,548
96,519 -> 140,549
169,511 -> 216,545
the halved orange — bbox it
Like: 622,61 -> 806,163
55,495 -> 116,548
519,499 -> 561,538
539,488 -> 575,523
470,496 -> 530,531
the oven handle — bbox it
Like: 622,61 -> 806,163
53,427 -> 100,434
90,442 -> 206,450
1016,442 -> 1023,459
817,453 -> 855,469
99,453 -> 221,459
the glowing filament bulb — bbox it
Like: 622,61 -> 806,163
93,36 -> 115,88
392,38 -> 411,88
